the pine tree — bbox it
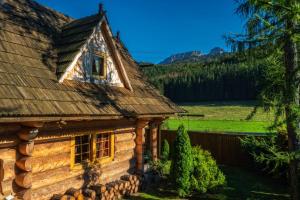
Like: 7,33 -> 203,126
227,1 -> 300,199
170,125 -> 193,197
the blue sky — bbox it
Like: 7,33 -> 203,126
36,0 -> 244,63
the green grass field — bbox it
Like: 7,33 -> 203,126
162,101 -> 275,133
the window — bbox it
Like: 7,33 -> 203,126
71,133 -> 114,169
92,53 -> 106,78
74,135 -> 91,164
96,133 -> 111,158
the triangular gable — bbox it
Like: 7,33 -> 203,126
58,17 -> 133,91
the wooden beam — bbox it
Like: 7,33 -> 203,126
135,120 -> 148,174
21,122 -> 44,128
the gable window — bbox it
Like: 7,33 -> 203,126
92,52 -> 106,79
71,133 -> 114,169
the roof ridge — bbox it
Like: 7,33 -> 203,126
62,14 -> 101,30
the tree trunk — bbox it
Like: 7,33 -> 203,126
284,15 -> 299,200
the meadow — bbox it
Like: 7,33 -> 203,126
162,101 -> 275,133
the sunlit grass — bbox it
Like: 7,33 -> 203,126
162,101 -> 275,133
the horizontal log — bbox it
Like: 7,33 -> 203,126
32,152 -> 70,173
114,149 -> 135,162
16,157 -> 32,172
0,148 -> 16,161
32,166 -> 83,190
15,172 -> 32,189
18,129 -> 38,141
19,141 -> 34,156
32,175 -> 84,200
33,140 -> 70,157
115,140 -> 135,153
115,132 -> 135,142
100,161 -> 135,183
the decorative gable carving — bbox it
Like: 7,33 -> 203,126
64,22 -> 124,87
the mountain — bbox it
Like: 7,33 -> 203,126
159,51 -> 203,64
159,47 -> 225,65
209,47 -> 225,56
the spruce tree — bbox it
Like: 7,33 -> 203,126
161,139 -> 170,162
227,1 -> 300,199
171,125 -> 193,197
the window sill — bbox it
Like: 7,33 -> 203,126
71,163 -> 84,171
96,157 -> 114,165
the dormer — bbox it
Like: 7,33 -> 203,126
56,6 -> 133,91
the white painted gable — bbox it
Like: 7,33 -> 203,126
64,22 -> 124,87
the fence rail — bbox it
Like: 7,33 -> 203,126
159,130 -> 269,168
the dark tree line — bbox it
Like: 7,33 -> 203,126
142,53 -> 263,102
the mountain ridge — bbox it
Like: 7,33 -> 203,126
159,47 -> 226,65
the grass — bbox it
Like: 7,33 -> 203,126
162,101 -> 275,133
128,166 -> 289,200
164,119 -> 271,134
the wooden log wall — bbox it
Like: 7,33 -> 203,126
14,128 -> 39,200
51,174 -> 142,200
31,128 -> 136,200
0,125 -> 19,199
0,120 -> 138,200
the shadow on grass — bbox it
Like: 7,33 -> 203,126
127,166 -> 289,200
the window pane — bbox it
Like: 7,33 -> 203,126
92,55 -> 105,76
75,145 -> 81,154
74,135 -> 91,164
82,144 -> 89,153
96,133 -> 111,159
75,155 -> 81,164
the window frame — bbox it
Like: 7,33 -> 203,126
70,132 -> 114,169
91,51 -> 107,80
92,133 -> 115,164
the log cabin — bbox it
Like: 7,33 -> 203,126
0,0 -> 183,199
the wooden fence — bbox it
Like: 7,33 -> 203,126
159,130 -> 269,168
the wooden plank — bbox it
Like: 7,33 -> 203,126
160,130 -> 255,168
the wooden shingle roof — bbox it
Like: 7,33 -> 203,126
0,0 -> 183,122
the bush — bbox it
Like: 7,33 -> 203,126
150,160 -> 171,176
171,125 -> 193,197
190,146 -> 226,193
161,139 -> 170,162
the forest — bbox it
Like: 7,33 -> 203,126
141,53 -> 263,102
